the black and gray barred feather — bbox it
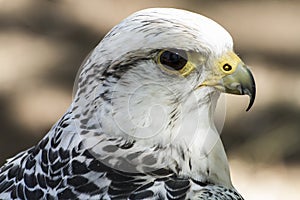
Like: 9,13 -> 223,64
0,113 -> 243,199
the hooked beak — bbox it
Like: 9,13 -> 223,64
199,63 -> 256,111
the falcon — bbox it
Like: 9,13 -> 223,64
0,8 -> 255,199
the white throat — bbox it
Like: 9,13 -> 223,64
97,85 -> 233,187
163,90 -> 233,188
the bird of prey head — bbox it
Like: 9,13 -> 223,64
0,8 -> 255,199
71,8 -> 255,188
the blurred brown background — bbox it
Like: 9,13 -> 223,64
0,0 -> 299,199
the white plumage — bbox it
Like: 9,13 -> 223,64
0,8 -> 255,199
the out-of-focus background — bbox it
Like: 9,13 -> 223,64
0,0 -> 299,199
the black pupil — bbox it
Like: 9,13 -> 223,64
160,50 -> 187,71
223,64 -> 232,71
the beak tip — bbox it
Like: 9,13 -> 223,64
245,87 -> 256,112
245,101 -> 253,112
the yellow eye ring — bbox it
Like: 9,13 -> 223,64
159,50 -> 187,70
158,49 -> 195,76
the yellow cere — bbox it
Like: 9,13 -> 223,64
218,52 -> 243,75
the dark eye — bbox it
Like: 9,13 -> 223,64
159,50 -> 188,71
223,63 -> 232,72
